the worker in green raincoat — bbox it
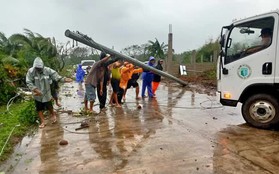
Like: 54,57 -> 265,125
26,57 -> 72,128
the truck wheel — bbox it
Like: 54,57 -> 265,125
241,94 -> 279,129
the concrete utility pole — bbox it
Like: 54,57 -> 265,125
167,24 -> 173,75
191,50 -> 197,76
64,30 -> 187,86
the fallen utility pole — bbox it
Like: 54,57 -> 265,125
64,29 -> 187,86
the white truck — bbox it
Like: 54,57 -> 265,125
218,10 -> 279,129
80,60 -> 95,74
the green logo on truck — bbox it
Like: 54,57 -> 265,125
238,65 -> 251,79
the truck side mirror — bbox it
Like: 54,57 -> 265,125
227,38 -> 232,48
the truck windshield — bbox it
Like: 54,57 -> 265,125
225,17 -> 274,64
81,62 -> 94,66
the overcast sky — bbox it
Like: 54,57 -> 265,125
0,0 -> 278,53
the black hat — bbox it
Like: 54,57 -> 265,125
260,28 -> 272,36
99,52 -> 107,60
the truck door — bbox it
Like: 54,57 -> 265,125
220,14 -> 278,102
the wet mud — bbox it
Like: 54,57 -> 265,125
1,81 -> 279,174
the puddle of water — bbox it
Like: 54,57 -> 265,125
0,135 -> 34,173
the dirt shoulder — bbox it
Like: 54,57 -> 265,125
180,76 -> 217,89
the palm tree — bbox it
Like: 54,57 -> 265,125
0,32 -> 23,58
147,38 -> 168,59
8,29 -> 59,70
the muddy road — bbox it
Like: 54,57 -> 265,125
1,81 -> 279,174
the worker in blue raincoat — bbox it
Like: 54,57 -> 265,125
141,56 -> 156,98
76,64 -> 85,84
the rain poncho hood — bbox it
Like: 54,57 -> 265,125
149,56 -> 155,61
33,57 -> 44,68
148,56 -> 155,66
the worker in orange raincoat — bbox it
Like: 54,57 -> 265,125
118,62 -> 143,103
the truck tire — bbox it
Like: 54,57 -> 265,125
241,94 -> 279,129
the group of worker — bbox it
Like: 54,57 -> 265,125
25,27 -> 273,129
25,53 -> 164,128
76,53 -> 164,113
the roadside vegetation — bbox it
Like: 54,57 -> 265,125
0,101 -> 36,162
180,68 -> 217,88
0,29 -> 219,163
0,29 -> 64,163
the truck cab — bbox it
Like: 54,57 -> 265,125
218,10 -> 279,129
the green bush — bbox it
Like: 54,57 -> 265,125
59,65 -> 75,78
0,101 -> 34,162
18,101 -> 38,124
0,64 -> 17,105
200,68 -> 216,80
